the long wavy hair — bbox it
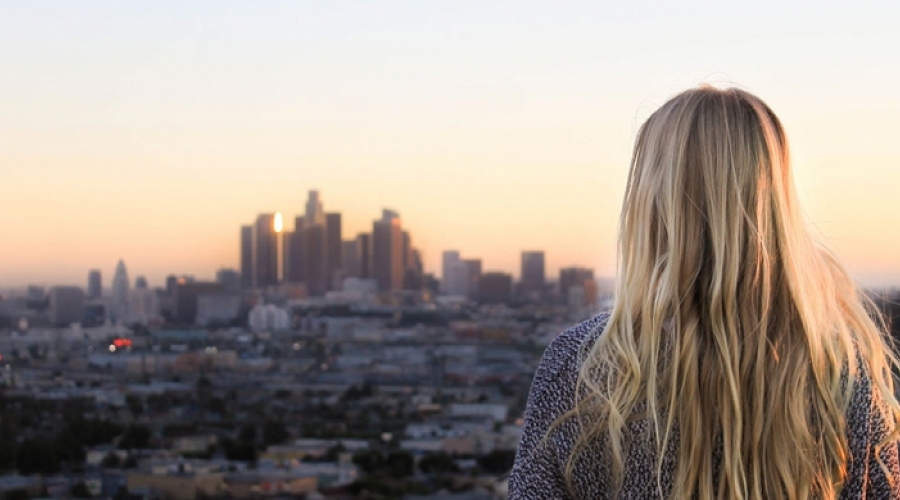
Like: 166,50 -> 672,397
563,86 -> 900,499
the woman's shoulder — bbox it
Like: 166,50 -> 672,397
534,313 -> 610,385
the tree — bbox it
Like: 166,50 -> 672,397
119,425 -> 151,450
319,443 -> 345,462
222,438 -> 257,462
125,394 -> 144,416
53,428 -> 86,466
102,452 -> 122,468
5,489 -> 30,500
386,450 -> 414,479
419,452 -> 459,474
17,438 -> 60,475
342,382 -> 374,401
67,417 -> 123,447
477,449 -> 516,474
70,481 -> 92,498
263,420 -> 290,446
352,450 -> 385,475
238,424 -> 257,443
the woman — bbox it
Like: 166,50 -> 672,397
509,87 -> 900,499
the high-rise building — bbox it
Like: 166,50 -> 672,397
401,231 -> 411,270
441,251 -> 460,293
305,190 -> 325,227
240,225 -> 253,289
128,287 -> 159,326
304,223 -> 328,295
134,276 -> 148,289
286,216 -> 306,284
342,239 -> 361,278
279,192 -> 340,296
172,281 -> 224,325
326,213 -> 343,290
48,286 -> 85,326
463,259 -> 482,296
373,209 -> 403,291
559,267 -> 595,303
254,214 -> 278,288
444,260 -> 471,296
520,251 -> 546,294
165,275 -> 179,296
357,233 -> 373,279
282,229 -> 292,282
111,259 -> 130,323
479,272 -> 513,303
87,269 -> 102,299
216,268 -> 241,292
404,247 -> 425,291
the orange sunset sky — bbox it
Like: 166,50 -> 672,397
2,2 -> 900,289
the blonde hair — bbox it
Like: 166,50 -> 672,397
563,86 -> 900,499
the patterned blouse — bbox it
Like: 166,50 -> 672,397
509,314 -> 900,499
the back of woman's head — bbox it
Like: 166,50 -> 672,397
567,86 -> 900,499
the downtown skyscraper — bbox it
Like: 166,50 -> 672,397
373,209 -> 404,291
520,251 -> 546,294
110,259 -> 130,323
239,215 -> 278,289
240,191 -> 422,295
87,269 -> 102,299
282,191 -> 343,295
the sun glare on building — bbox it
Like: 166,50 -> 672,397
274,212 -> 283,233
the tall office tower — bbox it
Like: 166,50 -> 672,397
166,275 -> 178,296
356,233 -> 373,279
48,286 -> 86,326
373,209 -> 404,291
134,276 -> 148,289
129,286 -> 159,326
172,281 -> 224,325
559,267 -> 595,303
479,272 -> 513,303
26,286 -> 45,301
240,225 -> 253,289
305,223 -> 328,295
520,251 -> 546,294
402,231 -> 411,270
286,216 -> 306,284
463,259 -> 482,296
111,259 -> 130,323
281,230 -> 293,281
404,247 -> 425,290
445,260 -> 471,296
305,190 -> 325,227
216,268 -> 241,292
342,239 -> 361,278
295,191 -> 332,296
87,269 -> 102,298
441,251 -> 461,293
326,213 -> 343,290
254,214 -> 278,288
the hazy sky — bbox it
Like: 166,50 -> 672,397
2,1 -> 900,289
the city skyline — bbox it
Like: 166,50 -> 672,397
3,3 -> 900,288
4,191 -> 569,292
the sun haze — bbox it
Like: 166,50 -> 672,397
2,2 -> 899,288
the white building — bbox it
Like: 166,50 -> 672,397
444,260 -> 471,297
248,304 -> 290,332
441,251 -> 460,293
196,294 -> 241,327
128,287 -> 160,325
